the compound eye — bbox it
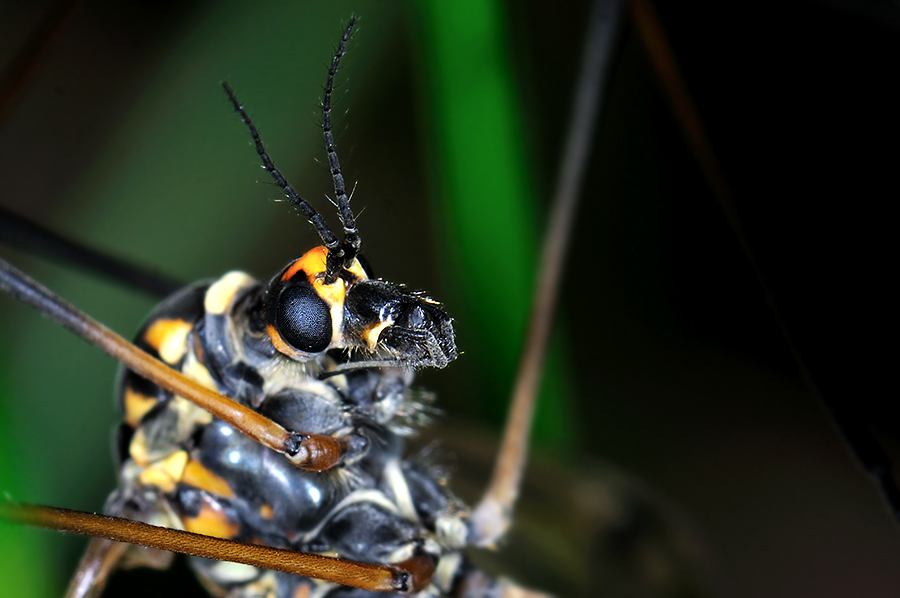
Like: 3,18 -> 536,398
275,282 -> 332,353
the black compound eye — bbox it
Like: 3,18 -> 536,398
276,282 -> 332,353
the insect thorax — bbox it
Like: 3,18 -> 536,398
110,263 -> 472,598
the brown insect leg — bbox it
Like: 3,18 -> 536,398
1,502 -> 422,593
470,0 -> 623,547
64,537 -> 129,598
0,255 -> 349,472
392,555 -> 436,594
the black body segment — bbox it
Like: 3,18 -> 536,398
343,281 -> 458,370
101,258 -> 486,597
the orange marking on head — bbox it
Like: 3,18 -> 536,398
258,504 -> 275,520
144,319 -> 193,364
182,458 -> 236,499
272,247 -> 373,356
281,246 -> 328,282
183,498 -> 241,539
280,246 -> 345,311
345,256 -> 367,280
313,276 -> 345,310
267,323 -> 305,359
123,387 -> 158,428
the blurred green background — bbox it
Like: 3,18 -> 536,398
1,1 -> 899,597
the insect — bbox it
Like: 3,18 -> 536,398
1,11 -> 560,598
2,2 -> 900,597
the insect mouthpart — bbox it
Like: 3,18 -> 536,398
343,279 -> 458,370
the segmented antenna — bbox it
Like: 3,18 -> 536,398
221,81 -> 341,262
222,18 -> 361,285
322,17 -> 361,276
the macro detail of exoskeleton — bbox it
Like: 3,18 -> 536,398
0,18 -> 550,598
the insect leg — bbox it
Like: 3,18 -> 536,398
470,0 -> 625,547
64,537 -> 130,598
1,2 -> 182,298
0,502 -> 432,594
0,255 -> 358,472
0,205 -> 182,298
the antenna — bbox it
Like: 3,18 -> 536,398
221,82 -> 341,261
222,17 -> 361,285
322,16 -> 361,281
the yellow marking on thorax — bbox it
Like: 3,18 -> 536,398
182,458 -> 236,499
137,450 -> 189,493
129,395 -> 213,467
433,552 -> 463,594
291,584 -> 312,598
123,387 -> 158,428
205,271 -> 256,315
129,427 -> 153,466
183,499 -> 241,539
383,459 -> 417,522
181,350 -> 219,391
144,319 -> 193,365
